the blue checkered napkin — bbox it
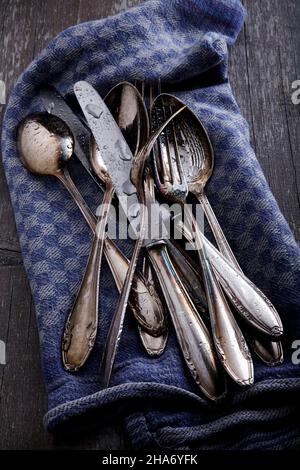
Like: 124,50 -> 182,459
2,0 -> 300,450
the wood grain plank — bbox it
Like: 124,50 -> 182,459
243,0 -> 300,242
0,266 -> 52,449
0,0 -> 52,450
77,0 -> 143,22
0,0 -> 40,252
0,249 -> 22,267
228,11 -> 255,144
0,266 -> 13,400
276,0 -> 300,241
33,0 -> 80,56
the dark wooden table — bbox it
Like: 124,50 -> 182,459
0,0 -> 299,450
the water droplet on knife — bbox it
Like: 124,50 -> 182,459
85,103 -> 103,119
122,178 -> 137,196
128,204 -> 140,219
115,139 -> 132,161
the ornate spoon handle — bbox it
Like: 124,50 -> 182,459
62,184 -> 114,371
197,192 -> 240,269
177,218 -> 283,339
147,243 -> 224,399
198,192 -> 283,364
183,208 -> 254,385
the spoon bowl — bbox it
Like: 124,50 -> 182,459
18,113 -> 74,176
105,81 -> 149,156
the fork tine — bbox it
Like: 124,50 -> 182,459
157,78 -> 162,95
140,80 -> 145,102
151,93 -> 171,189
151,91 -> 188,198
149,84 -> 154,110
133,79 -> 144,101
159,96 -> 175,184
167,103 -> 186,186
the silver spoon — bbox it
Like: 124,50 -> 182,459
152,93 -> 283,365
18,113 -> 102,369
151,96 -> 254,386
17,113 -> 166,371
17,113 -> 93,219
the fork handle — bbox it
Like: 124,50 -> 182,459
146,242 -> 224,400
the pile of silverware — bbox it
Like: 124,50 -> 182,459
17,80 -> 284,400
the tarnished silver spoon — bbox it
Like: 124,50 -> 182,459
17,113 -> 94,219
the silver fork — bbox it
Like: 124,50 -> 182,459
133,80 -> 168,356
137,82 -> 210,357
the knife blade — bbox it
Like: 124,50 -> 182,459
39,86 -> 104,191
74,80 -> 168,242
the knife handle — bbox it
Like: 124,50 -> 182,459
58,168 -> 165,337
146,242 -> 224,400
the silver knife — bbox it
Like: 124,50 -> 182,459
73,81 -> 163,239
75,81 -> 224,400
